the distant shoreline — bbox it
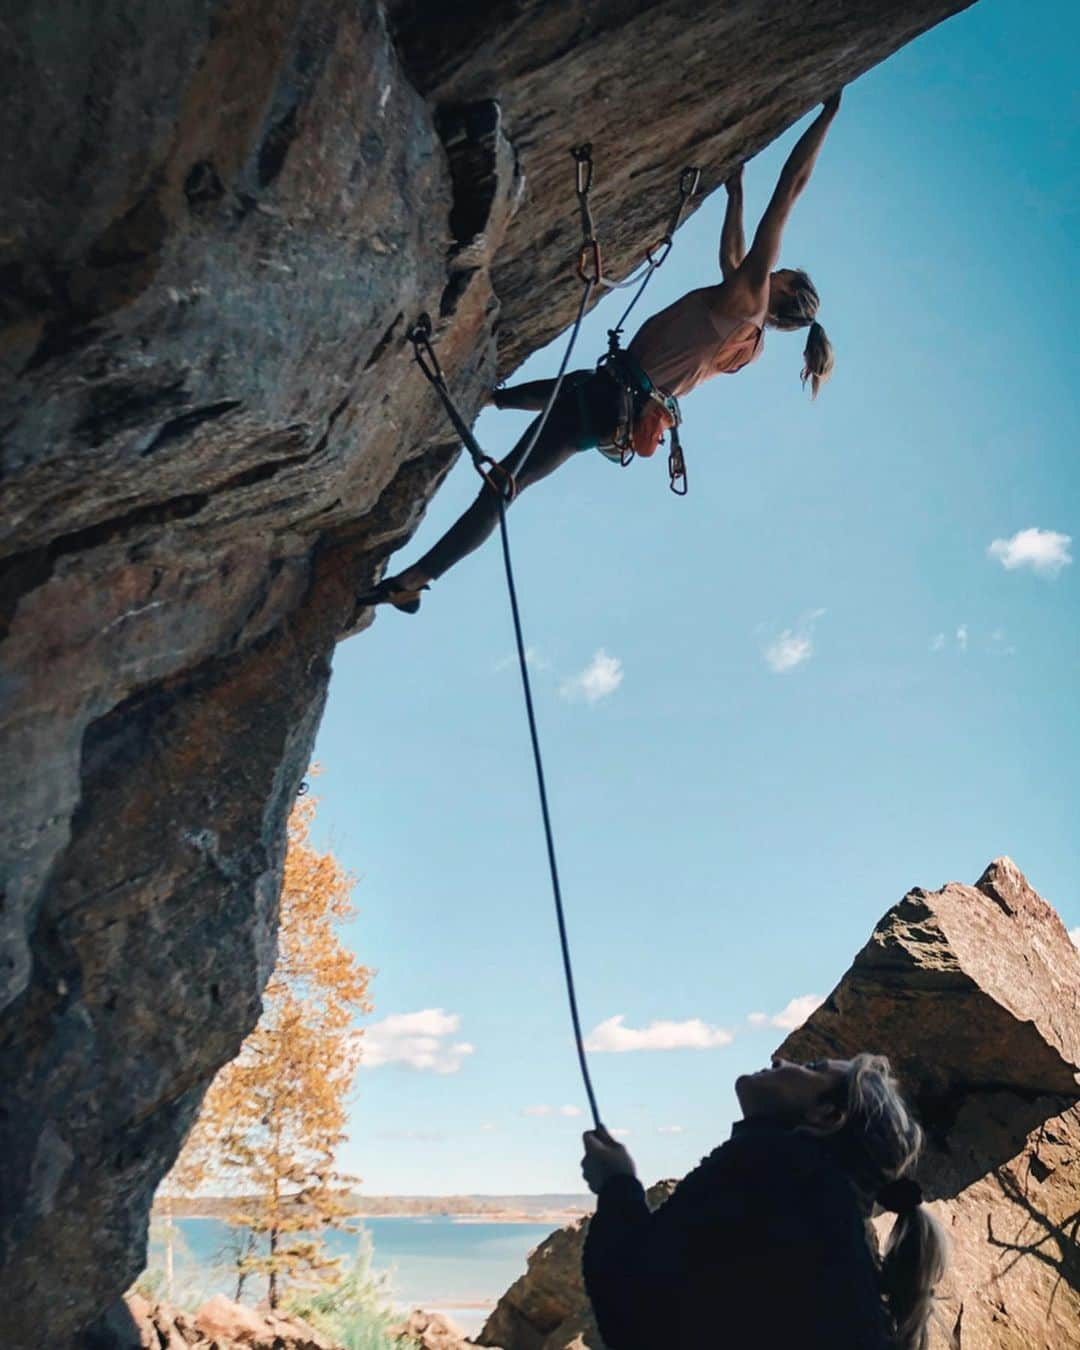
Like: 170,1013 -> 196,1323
158,1194 -> 593,1225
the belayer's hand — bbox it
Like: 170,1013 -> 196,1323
581,1127 -> 636,1194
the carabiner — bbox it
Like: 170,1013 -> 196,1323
577,238 -> 603,286
572,143 -> 594,196
679,166 -> 702,200
645,236 -> 673,268
478,457 -> 518,502
409,313 -> 443,384
668,440 -> 688,496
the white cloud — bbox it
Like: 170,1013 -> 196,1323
479,1122 -> 499,1133
560,649 -> 624,703
746,994 -> 824,1031
656,1125 -> 685,1135
521,1103 -> 585,1119
610,1127 -> 632,1139
1069,927 -> 1080,949
762,609 -> 825,674
359,1009 -> 474,1074
771,994 -> 825,1029
956,624 -> 968,654
585,1015 -> 734,1053
988,528 -> 1072,578
929,632 -> 946,653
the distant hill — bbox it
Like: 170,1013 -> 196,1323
159,1193 -> 594,1222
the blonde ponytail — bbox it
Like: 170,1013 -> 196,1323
801,320 -> 834,398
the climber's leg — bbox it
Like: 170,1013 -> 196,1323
400,411 -> 581,585
490,376 -> 560,412
363,373 -> 619,609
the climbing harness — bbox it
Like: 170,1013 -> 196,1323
407,146 -> 701,1129
596,336 -> 688,493
592,162 -> 700,494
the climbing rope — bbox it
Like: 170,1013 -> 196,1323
494,492 -> 603,1129
406,147 -> 702,1130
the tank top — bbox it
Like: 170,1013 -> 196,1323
627,285 -> 766,398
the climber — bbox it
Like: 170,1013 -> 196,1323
580,1053 -> 947,1350
361,93 -> 841,613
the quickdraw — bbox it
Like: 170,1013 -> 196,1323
592,161 -> 700,493
409,313 -> 519,500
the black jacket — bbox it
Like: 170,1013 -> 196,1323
582,1120 -> 890,1349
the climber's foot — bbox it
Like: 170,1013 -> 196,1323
357,577 -> 429,615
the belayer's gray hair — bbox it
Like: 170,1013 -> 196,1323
822,1054 -> 948,1350
770,268 -> 835,399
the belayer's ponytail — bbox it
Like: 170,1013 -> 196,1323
801,320 -> 834,399
879,1200 -> 947,1350
822,1055 -> 948,1350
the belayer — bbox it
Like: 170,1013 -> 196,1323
580,1054 -> 947,1350
365,93 -> 842,613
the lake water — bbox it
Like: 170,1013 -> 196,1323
166,1216 -> 559,1337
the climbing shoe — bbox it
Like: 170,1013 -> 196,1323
357,578 -> 429,615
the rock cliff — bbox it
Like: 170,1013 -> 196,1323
476,861 -> 1080,1350
1,3 -> 975,1345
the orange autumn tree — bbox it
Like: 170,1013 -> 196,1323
171,788 -> 372,1307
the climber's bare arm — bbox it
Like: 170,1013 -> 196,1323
719,166 -> 746,279
740,93 -> 842,288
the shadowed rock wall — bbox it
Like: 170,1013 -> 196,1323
476,861 -> 1080,1350
1,3 -> 974,1344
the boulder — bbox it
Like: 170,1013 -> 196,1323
780,857 -> 1080,1349
391,1307 -> 482,1349
113,1293 -> 337,1350
477,1184 -> 675,1350
476,862 -> 1080,1349
0,3 -> 976,1343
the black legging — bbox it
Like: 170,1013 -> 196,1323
415,371 -> 622,581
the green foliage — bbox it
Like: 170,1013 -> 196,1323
129,1266 -> 165,1303
283,1236 -> 418,1350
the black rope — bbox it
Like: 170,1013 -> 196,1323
409,300 -> 603,1128
507,277 -> 594,481
495,493 -> 603,1130
402,148 -> 703,1132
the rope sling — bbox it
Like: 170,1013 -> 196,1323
409,148 -> 700,1128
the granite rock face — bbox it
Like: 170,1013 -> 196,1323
0,3 -> 974,1344
477,862 -> 1080,1350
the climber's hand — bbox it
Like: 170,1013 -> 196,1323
724,164 -> 744,193
581,1127 -> 636,1194
822,89 -> 842,117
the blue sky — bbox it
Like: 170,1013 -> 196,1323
310,0 -> 1078,1194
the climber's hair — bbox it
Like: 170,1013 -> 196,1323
816,1055 -> 947,1350
769,267 -> 835,398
